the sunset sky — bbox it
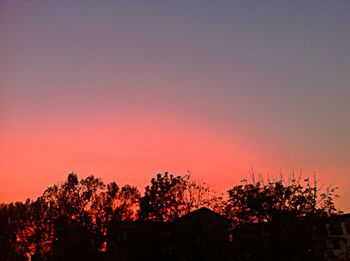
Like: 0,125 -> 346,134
1,1 -> 350,211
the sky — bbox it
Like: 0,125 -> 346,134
1,1 -> 350,211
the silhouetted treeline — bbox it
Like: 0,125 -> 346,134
0,172 -> 342,260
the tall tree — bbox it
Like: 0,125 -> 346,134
41,173 -> 105,258
139,172 -> 188,221
183,179 -> 224,214
225,175 -> 340,225
0,203 -> 23,260
28,196 -> 54,260
139,172 -> 224,221
92,181 -> 140,251
225,175 -> 341,260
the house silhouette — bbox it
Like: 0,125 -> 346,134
107,207 -> 231,261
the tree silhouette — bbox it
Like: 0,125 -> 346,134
93,181 -> 140,252
139,172 -> 188,221
39,173 -> 105,259
0,203 -> 19,260
225,175 -> 341,260
0,172 -> 343,260
139,172 -> 224,221
184,179 -> 224,214
27,197 -> 54,260
226,175 -> 340,225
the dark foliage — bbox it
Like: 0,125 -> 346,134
139,172 -> 224,221
225,175 -> 342,261
0,172 -> 342,260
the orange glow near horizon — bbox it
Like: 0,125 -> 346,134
0,113 -> 257,202
1,113 -> 349,212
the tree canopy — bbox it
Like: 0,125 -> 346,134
225,175 -> 340,225
0,172 -> 342,260
225,175 -> 341,261
138,172 -> 224,221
